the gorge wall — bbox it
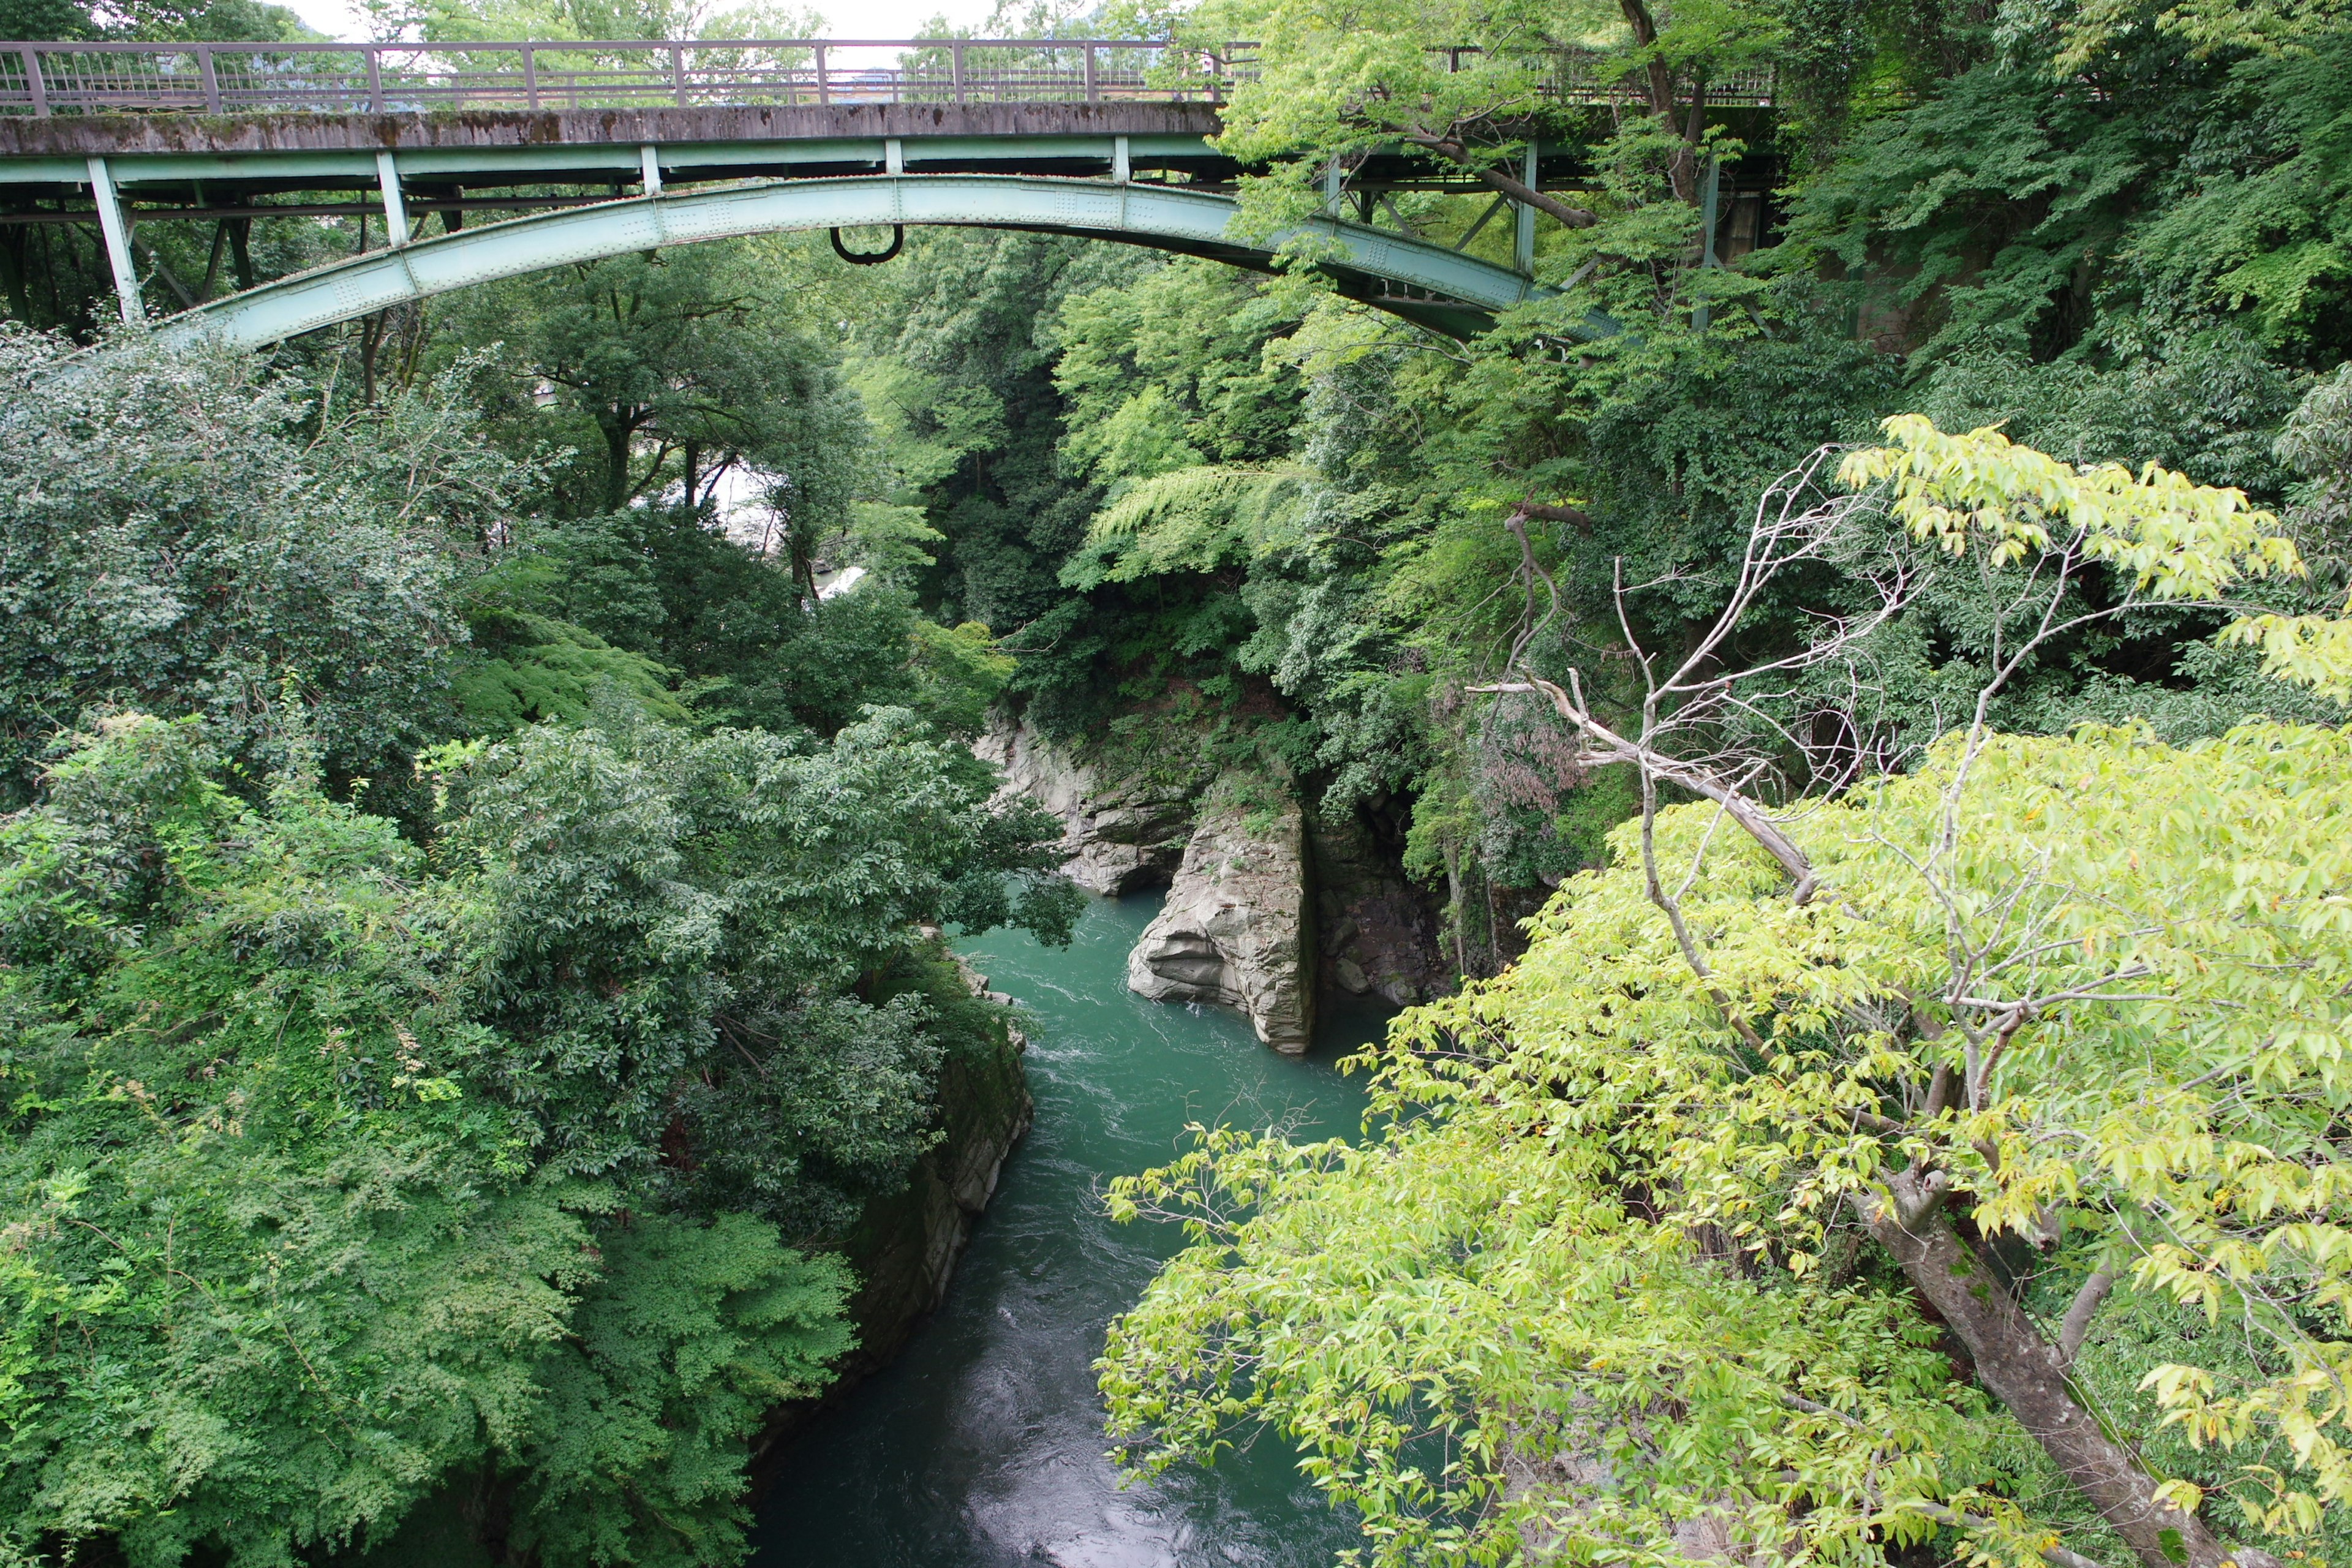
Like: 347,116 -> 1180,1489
979,712 -> 1447,1047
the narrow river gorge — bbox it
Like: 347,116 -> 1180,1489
752,894 -> 1379,1568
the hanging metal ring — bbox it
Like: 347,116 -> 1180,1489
830,224 -> 905,265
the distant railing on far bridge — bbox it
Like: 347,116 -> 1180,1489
0,37 -> 1773,118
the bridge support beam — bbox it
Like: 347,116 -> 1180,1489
1515,140 -> 1538,276
84,156 -> 139,323
375,151 -> 410,247
134,175 -> 1559,352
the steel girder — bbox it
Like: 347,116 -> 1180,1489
146,173 -> 1564,346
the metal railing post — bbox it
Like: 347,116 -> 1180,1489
671,43 -> 687,105
24,45 -> 49,115
197,45 -> 221,113
1083,40 -> 1098,101
365,45 -> 385,113
951,40 -> 965,102
522,43 -> 537,109
85,157 -> 140,323
813,42 -> 827,105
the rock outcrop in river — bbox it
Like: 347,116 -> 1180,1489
1125,778 -> 1317,1053
979,709 -> 1445,1047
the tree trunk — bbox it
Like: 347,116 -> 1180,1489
1616,0 -> 1705,203
1860,1175 -> 2277,1568
358,311 -> 381,406
600,417 -> 633,511
0,225 -> 31,325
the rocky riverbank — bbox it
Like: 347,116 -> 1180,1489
978,711 -> 1447,1047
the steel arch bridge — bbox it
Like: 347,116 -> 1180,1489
0,35 -> 1739,344
145,173 -> 1557,347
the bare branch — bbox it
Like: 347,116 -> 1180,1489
1473,676 -> 1821,903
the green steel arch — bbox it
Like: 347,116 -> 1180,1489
149,173 -> 1560,348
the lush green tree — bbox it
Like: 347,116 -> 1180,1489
435,703 -> 1079,1224
1102,422 -> 2352,1568
0,715 -> 852,1567
439,241 -> 867,533
0,690 -> 1075,1561
0,0 -> 302,43
0,330 -> 536,810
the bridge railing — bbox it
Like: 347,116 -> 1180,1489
0,38 -> 1249,116
0,37 -> 1770,118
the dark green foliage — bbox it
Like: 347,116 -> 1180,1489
838,8 -> 2352,987
438,243 -> 867,527
505,1212 -> 854,1568
0,277 -> 1077,1560
0,695 -> 1067,1562
437,705 -> 1077,1222
0,0 -> 301,42
0,331 -> 526,808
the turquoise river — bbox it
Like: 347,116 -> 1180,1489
752,892 -> 1379,1567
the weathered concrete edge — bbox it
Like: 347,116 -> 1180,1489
0,99 -> 1224,157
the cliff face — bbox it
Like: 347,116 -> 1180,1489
832,993 -> 1031,1368
1308,801 -> 1447,1008
1126,781 -> 1317,1053
974,715 -> 1194,895
980,710 -> 1447,1049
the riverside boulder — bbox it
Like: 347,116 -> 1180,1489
1125,777 -> 1315,1053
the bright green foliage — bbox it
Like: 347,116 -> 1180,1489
0,715 -> 810,1565
1103,425 -> 2352,1565
508,1213 -> 851,1568
1844,415 -> 2302,589
1104,717 -> 2352,1566
908,619 -> 1017,741
1060,468 -> 1310,589
451,609 -> 693,731
1050,258 -> 1305,486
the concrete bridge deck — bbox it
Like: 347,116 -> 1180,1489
0,100 -> 1235,207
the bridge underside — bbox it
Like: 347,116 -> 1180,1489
0,100 -> 1692,342
144,173 -> 1550,346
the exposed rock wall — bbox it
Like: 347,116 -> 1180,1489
1308,801 -> 1447,1008
833,993 -> 1031,1366
979,708 -> 1447,1048
974,714 -> 1194,895
1125,779 -> 1317,1053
